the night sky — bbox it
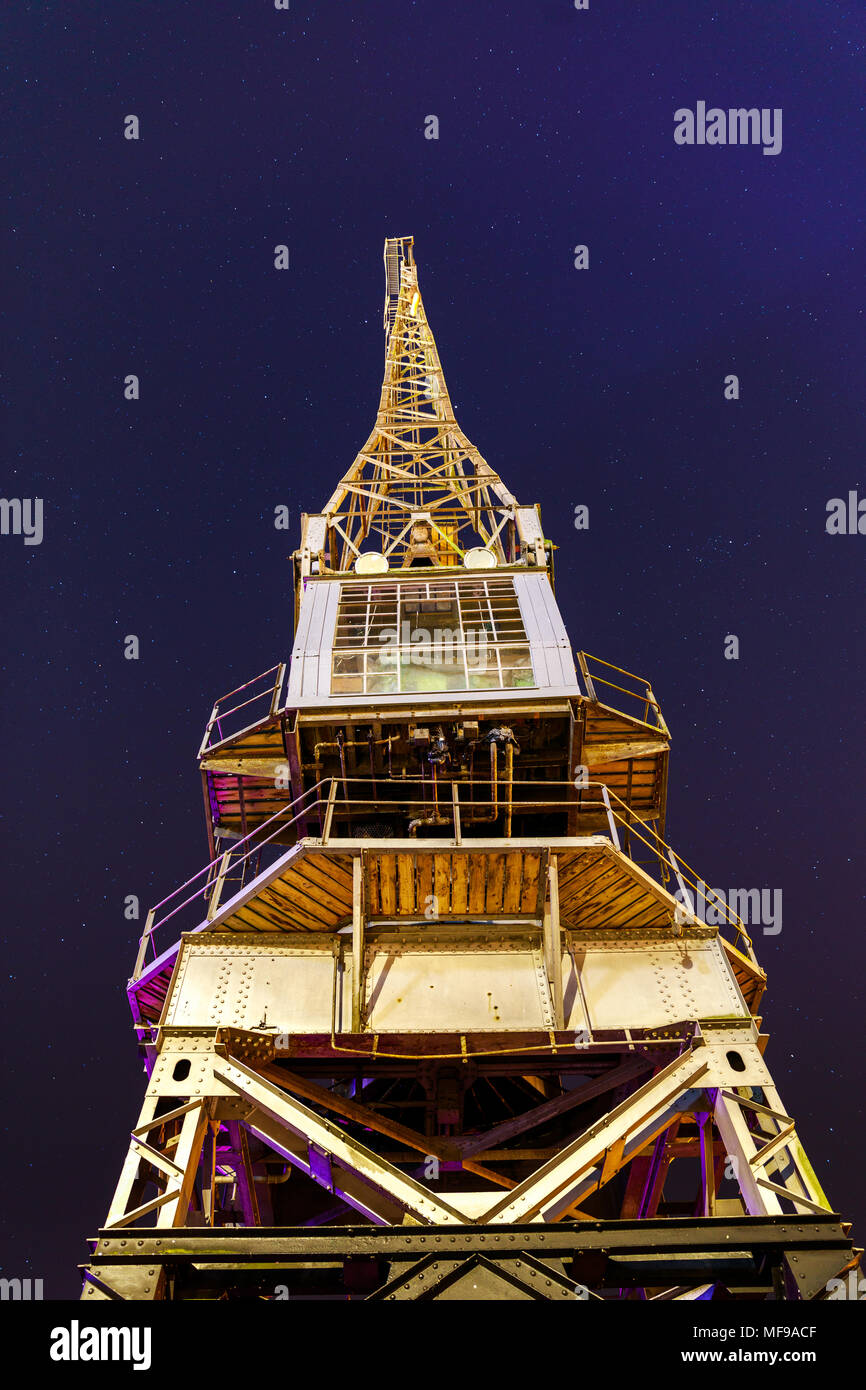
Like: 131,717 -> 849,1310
2,2 -> 864,1297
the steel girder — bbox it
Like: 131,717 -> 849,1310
83,1215 -> 858,1302
82,1024 -> 858,1301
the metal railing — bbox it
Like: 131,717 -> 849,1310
130,778 -> 329,983
198,663 -> 286,756
130,776 -> 756,987
577,651 -> 668,735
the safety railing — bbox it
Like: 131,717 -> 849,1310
198,663 -> 286,756
130,776 -> 756,986
130,778 -> 329,983
576,651 -> 668,735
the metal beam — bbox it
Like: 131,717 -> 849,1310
213,1054 -> 470,1225
482,1051 -> 709,1223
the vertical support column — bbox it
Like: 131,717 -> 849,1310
200,769 -> 217,862
639,1119 -> 681,1219
544,856 -> 563,1030
351,855 -> 364,1034
228,1120 -> 261,1226
201,1121 -> 218,1225
282,712 -> 309,838
698,1109 -> 717,1217
207,851 -> 232,921
322,778 -> 337,844
156,1101 -> 211,1228
600,785 -> 621,850
712,1089 -> 784,1216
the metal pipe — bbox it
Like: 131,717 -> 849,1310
312,734 -> 400,783
464,740 -> 499,825
408,767 -> 452,834
313,735 -> 398,761
367,730 -> 377,799
337,737 -> 350,833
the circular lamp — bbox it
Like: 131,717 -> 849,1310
464,547 -> 498,570
354,553 -> 390,575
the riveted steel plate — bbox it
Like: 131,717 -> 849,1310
565,936 -> 747,1031
364,947 -> 554,1032
164,939 -> 348,1033
703,1040 -> 773,1088
146,1035 -> 235,1099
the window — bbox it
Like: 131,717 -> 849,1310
331,577 -> 535,696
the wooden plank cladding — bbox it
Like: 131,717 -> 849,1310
363,848 -> 544,919
203,840 -> 680,938
215,852 -> 354,935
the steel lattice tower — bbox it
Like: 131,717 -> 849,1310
82,238 -> 859,1302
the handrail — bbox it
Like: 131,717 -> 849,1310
576,650 -> 668,736
198,662 -> 286,757
213,664 -> 284,707
131,777 -> 328,980
131,775 -> 757,984
581,652 -> 654,688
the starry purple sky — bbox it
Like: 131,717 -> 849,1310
2,1 -> 864,1296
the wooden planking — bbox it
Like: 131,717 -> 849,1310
451,855 -> 469,914
367,855 -> 381,916
417,857 -> 433,916
203,724 -> 285,768
363,848 -> 548,919
558,859 -> 616,911
590,884 -> 655,931
304,854 -> 355,896
520,852 -> 541,912
433,855 -> 451,915
561,874 -> 636,925
397,854 -> 415,914
503,852 -> 524,913
283,864 -> 350,918
379,854 -> 397,915
468,854 -> 487,914
584,708 -> 665,741
559,857 -> 671,930
611,897 -> 670,930
486,853 -> 506,913
202,841 -> 677,936
278,867 -> 347,919
232,897 -> 301,933
260,886 -> 333,932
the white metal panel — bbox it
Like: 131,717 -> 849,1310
560,950 -> 590,1033
165,941 -> 344,1034
365,947 -> 554,1032
287,582 -> 340,701
513,572 -> 579,693
565,936 -> 748,1032
287,586 -> 315,700
313,583 -> 340,699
